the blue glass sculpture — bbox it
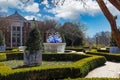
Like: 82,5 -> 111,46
47,32 -> 62,43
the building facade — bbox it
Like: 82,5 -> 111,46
0,12 -> 31,48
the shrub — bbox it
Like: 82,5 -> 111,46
26,27 -> 43,51
1,52 -> 89,61
97,49 -> 109,53
87,52 -> 120,62
0,54 -> 106,80
0,54 -> 6,61
42,54 -> 90,61
0,62 -> 4,66
66,47 -> 84,52
6,53 -> 23,60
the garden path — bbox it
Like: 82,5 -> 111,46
85,61 -> 120,78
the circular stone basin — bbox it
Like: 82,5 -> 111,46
43,43 -> 66,53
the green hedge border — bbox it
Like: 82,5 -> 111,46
0,54 -> 6,61
97,49 -> 109,53
0,53 -> 106,80
87,52 -> 120,62
65,47 -> 84,52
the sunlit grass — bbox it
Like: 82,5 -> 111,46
3,60 -> 73,68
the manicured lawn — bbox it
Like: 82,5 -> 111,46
3,60 -> 73,68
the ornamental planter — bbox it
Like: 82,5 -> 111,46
24,50 -> 42,66
43,43 -> 66,53
110,46 -> 120,53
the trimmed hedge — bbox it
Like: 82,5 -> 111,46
87,52 -> 120,62
97,49 -> 109,53
0,54 -> 106,80
6,53 -> 23,60
0,54 -> 6,61
0,52 -> 90,61
66,47 -> 84,52
0,62 -> 4,66
42,54 -> 90,61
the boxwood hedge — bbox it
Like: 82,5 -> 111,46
97,49 -> 109,53
0,54 -> 6,61
65,47 -> 84,52
0,53 -> 106,80
87,52 -> 120,62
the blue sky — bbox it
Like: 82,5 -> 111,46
0,0 -> 120,37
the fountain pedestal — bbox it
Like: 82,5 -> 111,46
110,46 -> 120,53
43,43 -> 66,53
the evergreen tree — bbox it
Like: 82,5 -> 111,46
26,28 -> 43,52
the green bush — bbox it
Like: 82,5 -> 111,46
6,53 -> 23,60
87,52 -> 120,62
66,47 -> 84,52
2,52 -> 90,61
97,49 -> 109,53
0,62 -> 4,66
42,54 -> 90,61
0,54 -> 106,80
0,54 -> 6,61
26,27 -> 43,51
0,51 -> 23,61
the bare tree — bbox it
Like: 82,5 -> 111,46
37,19 -> 60,42
59,22 -> 85,46
0,16 -> 11,46
94,31 -> 111,46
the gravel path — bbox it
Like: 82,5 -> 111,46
85,61 -> 120,78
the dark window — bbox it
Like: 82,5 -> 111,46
17,27 -> 20,31
13,26 -> 16,31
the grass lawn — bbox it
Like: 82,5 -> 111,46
3,60 -> 73,69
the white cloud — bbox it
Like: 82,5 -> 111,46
43,15 -> 54,20
45,0 -> 120,20
25,15 -> 38,20
46,0 -> 100,20
24,3 -> 40,13
36,13 -> 41,17
0,0 -> 22,12
0,0 -> 40,13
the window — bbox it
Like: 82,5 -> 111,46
12,37 -> 15,43
13,26 -> 16,31
17,27 -> 20,31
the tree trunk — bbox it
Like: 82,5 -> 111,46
109,0 -> 120,11
96,0 -> 120,48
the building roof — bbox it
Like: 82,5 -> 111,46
7,11 -> 26,21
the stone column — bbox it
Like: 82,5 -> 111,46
20,22 -> 23,46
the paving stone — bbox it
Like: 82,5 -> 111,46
85,61 -> 120,78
